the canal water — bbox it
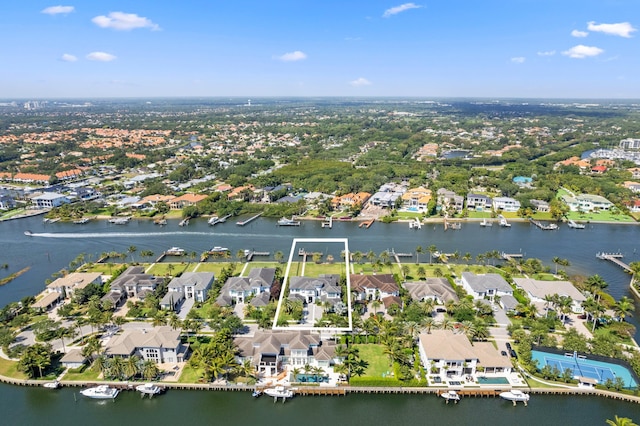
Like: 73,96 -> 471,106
1,215 -> 639,423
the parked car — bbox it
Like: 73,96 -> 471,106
501,350 -> 508,356
510,349 -> 517,358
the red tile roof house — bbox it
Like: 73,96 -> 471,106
169,193 -> 207,209
350,274 -> 400,301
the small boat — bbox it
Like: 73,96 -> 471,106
208,216 -> 220,225
43,380 -> 60,389
43,217 -> 60,224
24,230 -> 33,236
252,390 -> 262,398
108,217 -> 130,225
499,389 -> 530,405
440,390 -> 460,403
278,217 -> 301,226
209,246 -> 229,254
154,218 -> 167,226
179,218 -> 190,226
567,219 -> 585,229
480,218 -> 492,227
136,383 -> 162,396
166,247 -> 185,256
499,215 -> 511,227
263,386 -> 294,400
73,218 -> 90,224
80,385 -> 119,399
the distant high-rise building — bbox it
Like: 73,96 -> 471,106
620,138 -> 640,150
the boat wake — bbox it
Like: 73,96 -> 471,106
25,231 -> 294,239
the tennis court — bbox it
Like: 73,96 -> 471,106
531,350 -> 637,388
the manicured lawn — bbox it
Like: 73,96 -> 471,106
146,262 -> 191,276
0,357 -> 26,380
0,208 -> 29,220
178,364 -> 203,383
64,365 -> 101,381
353,344 -> 392,378
303,262 -> 349,276
189,263 -> 231,275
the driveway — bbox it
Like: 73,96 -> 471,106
177,298 -> 195,319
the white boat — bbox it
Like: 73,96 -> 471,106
136,383 -> 162,396
252,390 -> 262,398
480,218 -> 492,227
80,385 -> 119,399
108,217 -> 130,225
278,217 -> 301,226
43,380 -> 60,389
263,386 -> 294,399
440,390 -> 460,403
166,247 -> 185,256
568,219 -> 585,229
209,246 -> 229,253
499,389 -> 530,404
73,218 -> 90,224
208,216 -> 220,225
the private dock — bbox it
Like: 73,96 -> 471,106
596,252 -> 632,272
236,212 -> 263,226
245,250 -> 270,261
321,216 -> 333,228
179,218 -> 190,227
389,249 -> 412,264
409,218 -> 422,229
501,252 -> 524,261
359,219 -> 374,228
529,218 -> 558,230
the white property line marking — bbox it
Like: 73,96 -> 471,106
272,238 -> 353,332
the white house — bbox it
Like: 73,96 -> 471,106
162,272 -> 214,310
288,274 -> 341,304
403,278 -> 459,305
31,192 -> 70,208
513,278 -> 585,314
217,267 -> 275,305
460,272 -> 512,301
492,197 -> 521,212
418,330 -> 478,378
104,326 -> 184,364
46,272 -> 102,298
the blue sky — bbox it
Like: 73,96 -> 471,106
1,1 -> 639,98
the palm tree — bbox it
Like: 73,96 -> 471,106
415,245 -> 423,264
94,355 -> 109,376
417,266 -> 426,279
125,355 -> 141,379
108,356 -> 126,380
353,251 -> 363,264
605,415 -> 638,426
142,360 -> 160,381
614,296 -> 635,321
427,245 -> 437,265
463,252 -> 472,264
274,251 -> 284,264
586,274 -> 608,303
168,312 -> 182,331
127,245 -> 137,263
366,250 -> 376,265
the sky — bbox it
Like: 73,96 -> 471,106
1,1 -> 639,99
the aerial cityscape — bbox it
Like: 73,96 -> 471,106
1,2 -> 640,425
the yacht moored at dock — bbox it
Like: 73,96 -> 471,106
108,217 -> 131,225
568,219 -> 586,229
499,389 -> 530,405
440,390 -> 460,403
263,386 -> 294,401
166,247 -> 185,256
80,385 -> 119,399
43,380 -> 60,389
278,216 -> 301,226
136,383 -> 162,397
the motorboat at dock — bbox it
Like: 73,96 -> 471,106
440,390 -> 460,403
136,383 -> 162,397
277,217 -> 301,226
79,385 -> 119,399
165,247 -> 185,256
499,389 -> 530,405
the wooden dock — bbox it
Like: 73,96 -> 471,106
596,252 -> 632,272
321,216 -> 333,228
529,218 -> 558,230
246,250 -> 270,261
501,252 -> 524,261
359,219 -> 374,228
236,212 -> 263,226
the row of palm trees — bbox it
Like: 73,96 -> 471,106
93,354 -> 160,381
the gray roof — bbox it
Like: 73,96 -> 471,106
462,272 -> 512,293
500,294 -> 519,311
104,326 -> 181,356
161,290 -> 184,307
168,272 -> 214,292
234,330 -> 332,365
221,267 -> 275,294
110,266 -> 162,291
289,275 -> 340,292
513,277 -> 585,302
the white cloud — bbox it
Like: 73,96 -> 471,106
562,44 -> 604,59
511,57 -> 525,64
350,77 -> 372,87
92,12 -> 160,31
383,3 -> 422,18
571,29 -> 588,38
537,50 -> 556,56
41,5 -> 74,15
86,51 -> 116,62
61,53 -> 77,62
587,21 -> 636,38
277,51 -> 307,62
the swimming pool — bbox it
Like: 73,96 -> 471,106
477,376 -> 510,385
294,374 -> 329,383
531,350 -> 637,389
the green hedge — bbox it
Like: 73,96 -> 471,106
349,377 -> 427,387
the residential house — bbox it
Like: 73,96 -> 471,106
169,193 -> 207,209
623,181 -> 640,193
106,266 -> 163,299
350,274 -> 399,301
530,199 -> 550,213
369,183 -> 406,208
234,330 -> 336,377
31,292 -> 62,312
332,192 -> 371,210
560,191 -> 614,212
0,195 -> 16,210
31,192 -> 70,208
400,187 -> 432,211
513,278 -> 586,314
460,272 -> 512,301
104,326 -> 184,363
466,193 -> 492,212
60,349 -> 86,369
227,185 -> 255,201
288,274 -> 341,305
216,267 -> 275,306
162,272 -> 214,310
628,168 -> 640,180
474,342 -> 513,374
47,272 -> 102,299
418,330 -> 478,377
492,197 -> 521,212
403,278 -> 459,305
437,188 -> 464,214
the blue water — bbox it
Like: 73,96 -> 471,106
477,377 -> 510,385
531,350 -> 637,388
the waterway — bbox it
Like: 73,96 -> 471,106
1,215 -> 639,423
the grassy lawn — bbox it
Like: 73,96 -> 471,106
303,262 -> 349,276
146,262 -> 191,276
0,357 -> 26,380
178,364 -> 203,383
0,208 -> 29,220
64,365 -> 101,381
353,344 -> 392,378
566,210 -> 634,223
